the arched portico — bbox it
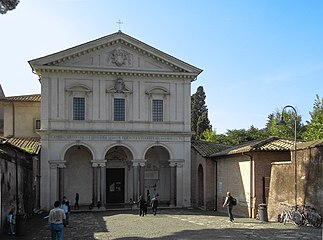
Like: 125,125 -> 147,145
63,145 -> 94,205
104,145 -> 134,206
144,145 -> 176,206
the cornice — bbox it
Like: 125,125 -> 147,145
33,65 -> 198,80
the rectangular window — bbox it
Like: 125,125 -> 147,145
152,99 -> 163,122
114,98 -> 125,121
73,97 -> 85,120
35,119 -> 41,130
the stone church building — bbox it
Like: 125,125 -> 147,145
28,31 -> 202,210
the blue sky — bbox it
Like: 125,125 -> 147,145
1,0 -> 322,133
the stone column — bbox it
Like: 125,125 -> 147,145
169,162 -> 177,207
132,159 -> 146,201
99,165 -> 106,209
176,162 -> 184,207
49,161 -> 66,205
91,160 -> 107,210
133,163 -> 139,202
58,162 -> 66,201
139,162 -> 146,197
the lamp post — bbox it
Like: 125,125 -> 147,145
278,105 -> 297,207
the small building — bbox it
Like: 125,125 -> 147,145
191,137 -> 294,217
0,94 -> 41,219
212,137 -> 294,218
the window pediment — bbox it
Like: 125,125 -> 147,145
66,84 -> 92,93
145,87 -> 170,98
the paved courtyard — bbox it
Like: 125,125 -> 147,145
2,208 -> 322,240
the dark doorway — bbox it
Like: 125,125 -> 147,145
106,168 -> 125,204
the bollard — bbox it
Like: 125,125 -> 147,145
258,204 -> 268,222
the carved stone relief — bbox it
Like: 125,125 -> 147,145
107,47 -> 132,67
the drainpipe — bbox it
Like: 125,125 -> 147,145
214,159 -> 218,211
11,102 -> 15,136
243,153 -> 254,218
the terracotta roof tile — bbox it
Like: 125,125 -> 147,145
212,137 -> 296,157
191,140 -> 231,157
0,94 -> 41,102
2,137 -> 41,154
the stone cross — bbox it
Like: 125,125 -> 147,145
117,19 -> 123,31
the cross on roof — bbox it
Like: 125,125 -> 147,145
116,19 -> 123,32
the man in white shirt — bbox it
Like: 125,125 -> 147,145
48,201 -> 66,240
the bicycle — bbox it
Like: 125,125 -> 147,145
278,204 -> 322,228
303,205 -> 322,228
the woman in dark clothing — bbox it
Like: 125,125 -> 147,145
138,195 -> 146,217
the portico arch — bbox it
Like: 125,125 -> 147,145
104,145 -> 133,205
63,145 -> 93,205
144,145 -> 172,205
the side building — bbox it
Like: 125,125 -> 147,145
29,31 -> 202,210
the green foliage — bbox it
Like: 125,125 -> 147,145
191,86 -> 212,140
202,129 -> 217,142
201,125 -> 268,144
22,147 -> 34,154
265,109 -> 303,140
302,95 -> 323,141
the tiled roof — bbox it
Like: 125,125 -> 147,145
212,137 -> 296,157
0,94 -> 41,102
297,139 -> 323,150
1,137 -> 41,154
191,140 -> 231,157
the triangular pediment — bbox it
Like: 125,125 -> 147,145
29,31 -> 202,79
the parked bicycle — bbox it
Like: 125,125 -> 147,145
278,203 -> 322,228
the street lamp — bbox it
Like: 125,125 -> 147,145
278,105 -> 297,207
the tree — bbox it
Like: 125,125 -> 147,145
302,95 -> 323,141
265,109 -> 303,140
191,86 -> 211,140
0,0 -> 19,14
201,125 -> 268,144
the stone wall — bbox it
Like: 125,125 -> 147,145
268,145 -> 323,220
0,145 -> 33,234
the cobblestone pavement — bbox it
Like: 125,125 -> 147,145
2,208 -> 322,240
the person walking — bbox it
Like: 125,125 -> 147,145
223,191 -> 235,222
146,190 -> 151,206
61,196 -> 71,227
49,201 -> 66,240
138,195 -> 146,217
7,210 -> 15,235
151,194 -> 159,216
74,193 -> 79,210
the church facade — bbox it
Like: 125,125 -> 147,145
29,31 -> 202,210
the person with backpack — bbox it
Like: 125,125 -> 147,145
223,191 -> 236,222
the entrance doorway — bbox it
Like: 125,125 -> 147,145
106,168 -> 125,204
